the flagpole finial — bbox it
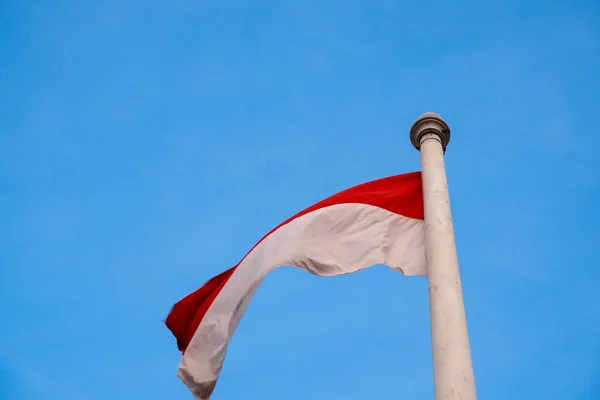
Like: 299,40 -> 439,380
410,112 -> 451,151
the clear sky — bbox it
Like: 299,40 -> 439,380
1,1 -> 599,399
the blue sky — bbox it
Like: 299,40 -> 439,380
1,1 -> 599,399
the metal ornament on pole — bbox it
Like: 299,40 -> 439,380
410,113 -> 477,400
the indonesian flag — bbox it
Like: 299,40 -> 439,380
165,171 -> 426,399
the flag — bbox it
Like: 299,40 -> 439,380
165,171 -> 426,399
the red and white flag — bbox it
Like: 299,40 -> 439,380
165,171 -> 426,399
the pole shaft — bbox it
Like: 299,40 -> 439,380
419,133 -> 477,400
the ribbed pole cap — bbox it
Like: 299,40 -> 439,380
409,112 -> 451,151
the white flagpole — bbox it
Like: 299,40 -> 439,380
410,113 -> 477,400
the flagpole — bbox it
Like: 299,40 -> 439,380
410,113 -> 477,400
